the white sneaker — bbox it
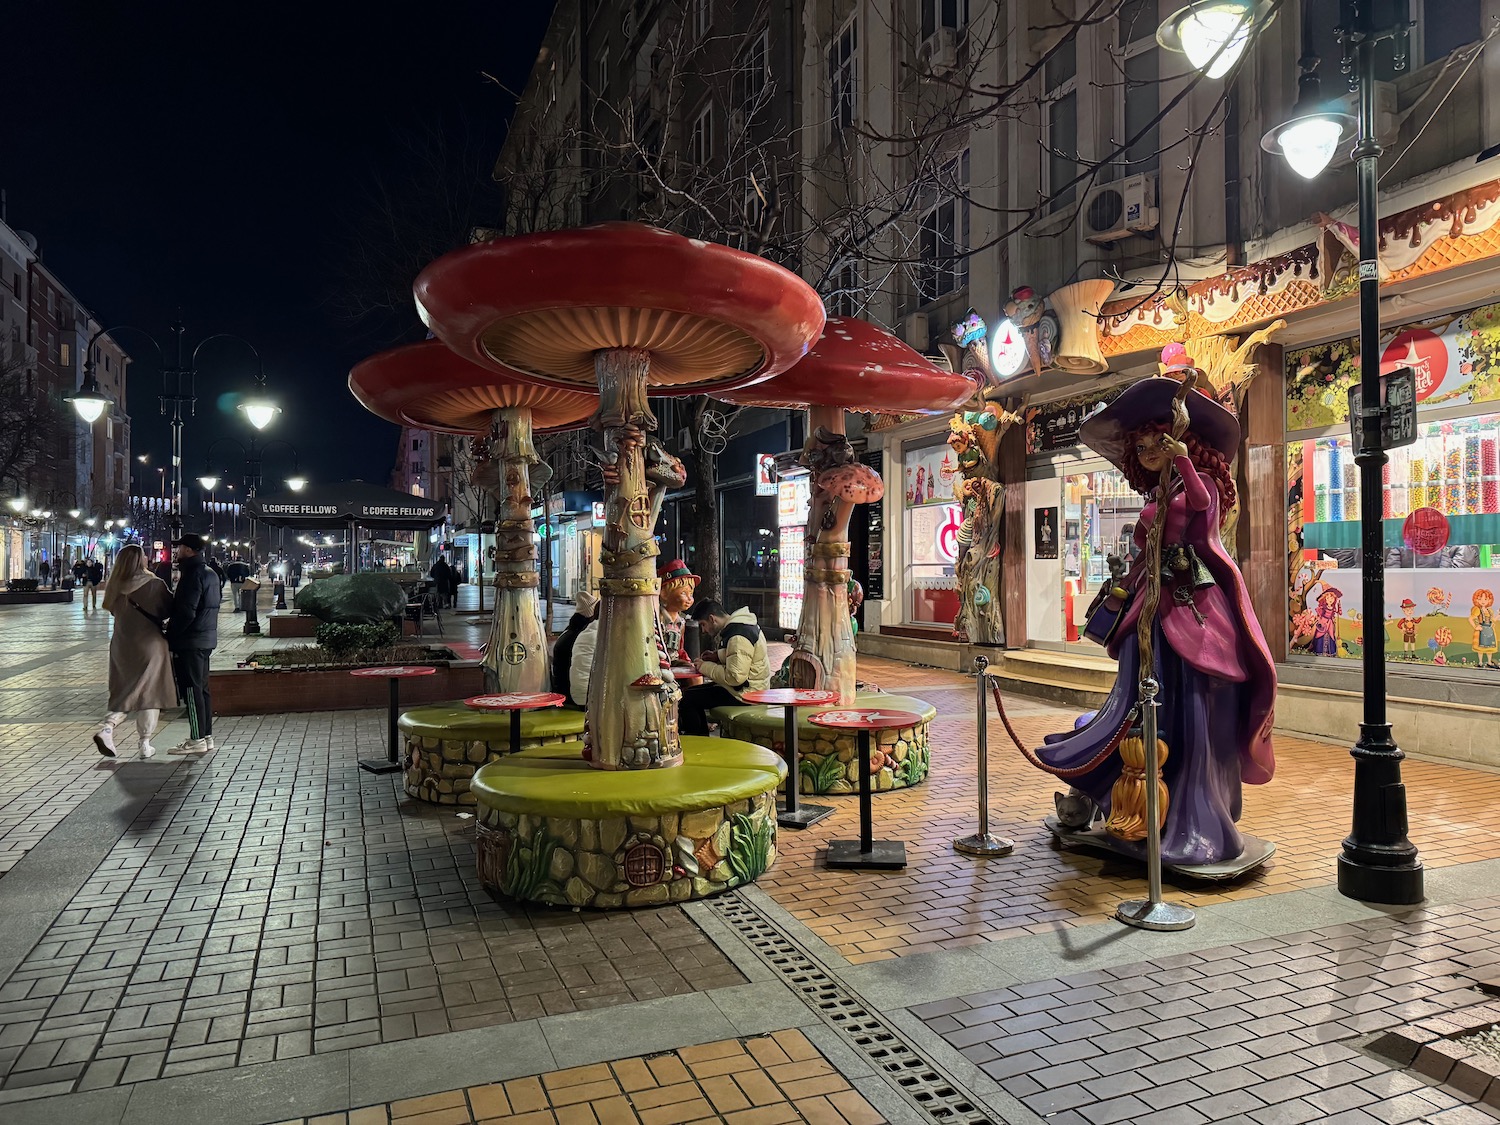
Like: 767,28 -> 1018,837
203,736 -> 216,751
93,727 -> 116,757
139,741 -> 155,758
169,738 -> 209,755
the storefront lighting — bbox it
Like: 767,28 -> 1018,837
989,318 -> 1030,379
1156,1 -> 1274,80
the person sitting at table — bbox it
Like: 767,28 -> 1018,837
553,591 -> 599,707
678,600 -> 771,736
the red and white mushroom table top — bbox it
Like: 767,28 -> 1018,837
807,709 -> 924,732
741,689 -> 841,707
463,692 -> 567,712
349,666 -> 438,679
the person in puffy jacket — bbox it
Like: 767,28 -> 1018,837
678,601 -> 770,735
165,533 -> 222,755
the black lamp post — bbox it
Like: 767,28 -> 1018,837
1160,0 -> 1423,904
73,322 -> 273,542
199,437 -> 303,561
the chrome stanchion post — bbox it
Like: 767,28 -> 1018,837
954,655 -> 1014,857
1116,677 -> 1195,931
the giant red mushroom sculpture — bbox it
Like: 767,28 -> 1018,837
718,317 -> 979,703
414,222 -> 825,771
349,340 -> 597,692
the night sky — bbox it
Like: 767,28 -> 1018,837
2,1 -> 552,495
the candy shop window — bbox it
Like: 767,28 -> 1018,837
1288,413 -> 1500,668
1061,469 -> 1139,645
903,441 -> 960,625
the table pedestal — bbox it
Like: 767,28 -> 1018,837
825,730 -> 906,869
359,677 -> 405,774
777,704 -> 833,829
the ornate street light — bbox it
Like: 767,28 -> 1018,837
1162,0 -> 1423,905
285,475 -> 308,492
1156,0 -> 1275,79
198,473 -> 220,491
64,369 -> 113,424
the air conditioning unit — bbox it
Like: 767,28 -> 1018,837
1080,173 -> 1160,246
901,311 -> 930,351
917,28 -> 959,74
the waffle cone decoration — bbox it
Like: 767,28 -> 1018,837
1104,732 -> 1169,842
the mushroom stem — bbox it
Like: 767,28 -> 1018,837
483,406 -> 549,693
586,348 -> 682,771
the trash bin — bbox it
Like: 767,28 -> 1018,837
241,580 -> 262,635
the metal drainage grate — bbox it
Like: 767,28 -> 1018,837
710,893 -> 1002,1125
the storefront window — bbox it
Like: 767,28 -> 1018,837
1286,299 -> 1500,668
720,483 -> 779,632
903,440 -> 961,624
1060,469 -> 1138,643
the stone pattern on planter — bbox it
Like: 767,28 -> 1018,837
403,731 -> 578,805
475,790 -> 779,909
716,714 -> 932,796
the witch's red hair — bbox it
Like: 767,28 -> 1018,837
1118,422 -> 1236,526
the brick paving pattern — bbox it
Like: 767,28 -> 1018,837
758,662 -> 1500,963
916,899 -> 1500,1124
0,708 -> 742,1096
268,1030 -> 884,1125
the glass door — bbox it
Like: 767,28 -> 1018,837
1061,464 -> 1142,648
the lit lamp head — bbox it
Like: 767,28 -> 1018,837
285,475 -> 308,492
1157,0 -> 1275,80
67,508 -> 80,519
198,474 -> 220,491
65,369 -> 113,424
1261,58 -> 1357,179
238,387 -> 280,431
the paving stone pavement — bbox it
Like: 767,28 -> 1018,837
4,593 -> 1500,1124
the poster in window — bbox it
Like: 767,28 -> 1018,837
1034,506 -> 1059,559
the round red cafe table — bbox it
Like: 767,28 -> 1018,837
350,665 -> 438,774
808,708 -> 924,870
740,688 -> 840,829
671,665 -> 705,687
463,691 -> 567,754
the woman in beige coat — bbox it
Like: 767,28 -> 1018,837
95,544 -> 177,757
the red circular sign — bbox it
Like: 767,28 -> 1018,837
1381,328 -> 1448,402
1402,507 -> 1451,556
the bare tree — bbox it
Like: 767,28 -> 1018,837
0,338 -> 60,500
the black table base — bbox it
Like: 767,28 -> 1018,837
359,676 -> 405,775
776,702 -> 833,829
824,729 -> 906,869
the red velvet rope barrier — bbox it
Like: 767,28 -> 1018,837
987,677 -> 1135,780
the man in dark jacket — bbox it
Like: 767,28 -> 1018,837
165,533 -> 221,754
551,591 -> 599,706
430,554 -> 454,609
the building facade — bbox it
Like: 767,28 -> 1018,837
501,0 -> 1500,757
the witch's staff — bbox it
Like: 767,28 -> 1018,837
1116,370 -> 1198,933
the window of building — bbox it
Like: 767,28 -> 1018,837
693,0 -> 711,40
903,440 -> 961,625
59,342 -> 70,367
1043,36 -> 1078,207
827,258 -> 863,318
597,46 -> 610,98
564,30 -> 577,71
921,0 -> 968,41
917,149 -> 969,304
828,17 -> 858,132
1302,0 -> 1476,83
9,273 -> 17,298
412,438 -> 420,451
733,28 -> 770,113
1121,47 -> 1160,176
690,102 -> 713,166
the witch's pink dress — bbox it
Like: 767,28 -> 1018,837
1037,456 -> 1277,864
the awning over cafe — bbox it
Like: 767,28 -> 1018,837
245,481 -> 446,530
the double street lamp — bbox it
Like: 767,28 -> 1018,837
1159,0 -> 1422,903
199,438 -> 304,558
68,321 -> 278,542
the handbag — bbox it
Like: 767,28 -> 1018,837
1082,553 -> 1137,648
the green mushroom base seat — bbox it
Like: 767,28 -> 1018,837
398,704 -> 587,805
708,692 -> 936,796
471,738 -> 787,909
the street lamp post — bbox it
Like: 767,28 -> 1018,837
1161,0 -> 1422,903
73,321 -> 273,543
199,437 -> 301,562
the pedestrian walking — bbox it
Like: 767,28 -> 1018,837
165,533 -> 221,755
94,543 -> 176,758
72,559 -> 87,587
430,554 -> 453,609
207,553 -> 226,592
83,556 -> 105,611
51,558 -> 62,589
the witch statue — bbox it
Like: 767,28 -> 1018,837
1032,365 -> 1277,867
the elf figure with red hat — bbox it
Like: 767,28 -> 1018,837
657,559 -> 699,665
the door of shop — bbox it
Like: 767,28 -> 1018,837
1059,462 -> 1141,649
